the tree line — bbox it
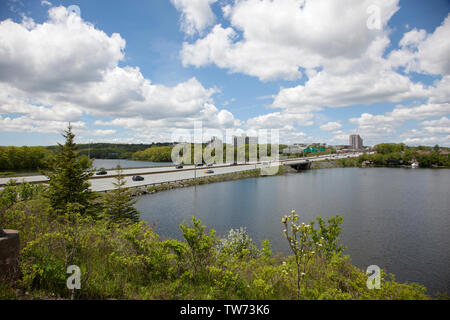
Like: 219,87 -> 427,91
49,143 -> 172,160
132,143 -> 284,163
0,146 -> 53,172
363,143 -> 450,168
0,143 -> 173,172
2,140 -> 448,173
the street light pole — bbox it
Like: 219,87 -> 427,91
193,160 -> 197,180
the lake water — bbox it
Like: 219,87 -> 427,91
135,168 -> 450,295
92,159 -> 172,169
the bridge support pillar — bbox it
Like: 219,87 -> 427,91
0,229 -> 20,283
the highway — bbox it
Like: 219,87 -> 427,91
0,152 -> 366,192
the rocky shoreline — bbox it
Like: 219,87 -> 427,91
128,166 -> 286,197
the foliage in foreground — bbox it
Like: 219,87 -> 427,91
0,186 -> 429,300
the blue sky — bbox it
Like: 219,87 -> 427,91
0,0 -> 449,146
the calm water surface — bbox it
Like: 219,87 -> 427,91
92,159 -> 172,169
136,168 -> 450,294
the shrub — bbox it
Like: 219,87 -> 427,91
218,227 -> 260,259
180,216 -> 217,280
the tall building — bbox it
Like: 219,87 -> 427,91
349,134 -> 363,150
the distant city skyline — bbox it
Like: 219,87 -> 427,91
0,0 -> 449,147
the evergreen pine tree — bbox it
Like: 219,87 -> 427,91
103,164 -> 140,224
43,124 -> 95,215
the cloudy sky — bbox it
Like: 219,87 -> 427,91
0,0 -> 449,146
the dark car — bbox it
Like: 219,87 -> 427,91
132,175 -> 144,181
95,170 -> 107,175
195,163 -> 204,167
176,165 -> 183,169
205,169 -> 214,174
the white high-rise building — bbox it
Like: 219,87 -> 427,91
349,134 -> 363,150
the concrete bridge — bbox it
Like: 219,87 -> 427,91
284,160 -> 312,171
0,152 -> 369,192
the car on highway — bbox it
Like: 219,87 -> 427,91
95,170 -> 107,175
206,163 -> 213,167
195,163 -> 204,167
205,169 -> 214,174
175,165 -> 183,169
132,175 -> 144,181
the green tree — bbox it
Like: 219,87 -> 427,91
0,180 -> 17,237
42,125 -> 95,215
180,216 -> 217,278
310,215 -> 344,258
282,210 -> 321,299
132,146 -> 173,162
403,149 -> 413,163
102,165 -> 139,224
433,144 -> 440,153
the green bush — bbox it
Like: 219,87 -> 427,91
180,216 -> 217,279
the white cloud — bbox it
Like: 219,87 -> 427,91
222,98 -> 236,106
246,111 -> 314,130
0,7 -> 125,92
349,103 -> 450,127
423,126 -> 450,134
0,85 -> 83,122
0,115 -> 85,134
95,102 -> 238,132
389,14 -> 450,75
320,122 -> 342,131
178,0 -> 448,148
181,0 -> 400,81
402,134 -> 450,146
349,103 -> 450,145
419,117 -> 450,135
0,6 -> 238,138
171,0 -> 217,36
91,129 -> 117,137
420,117 -> 450,127
272,69 -> 428,110
271,36 -> 429,110
428,76 -> 450,104
389,103 -> 450,121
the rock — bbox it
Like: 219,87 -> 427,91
0,229 -> 20,283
